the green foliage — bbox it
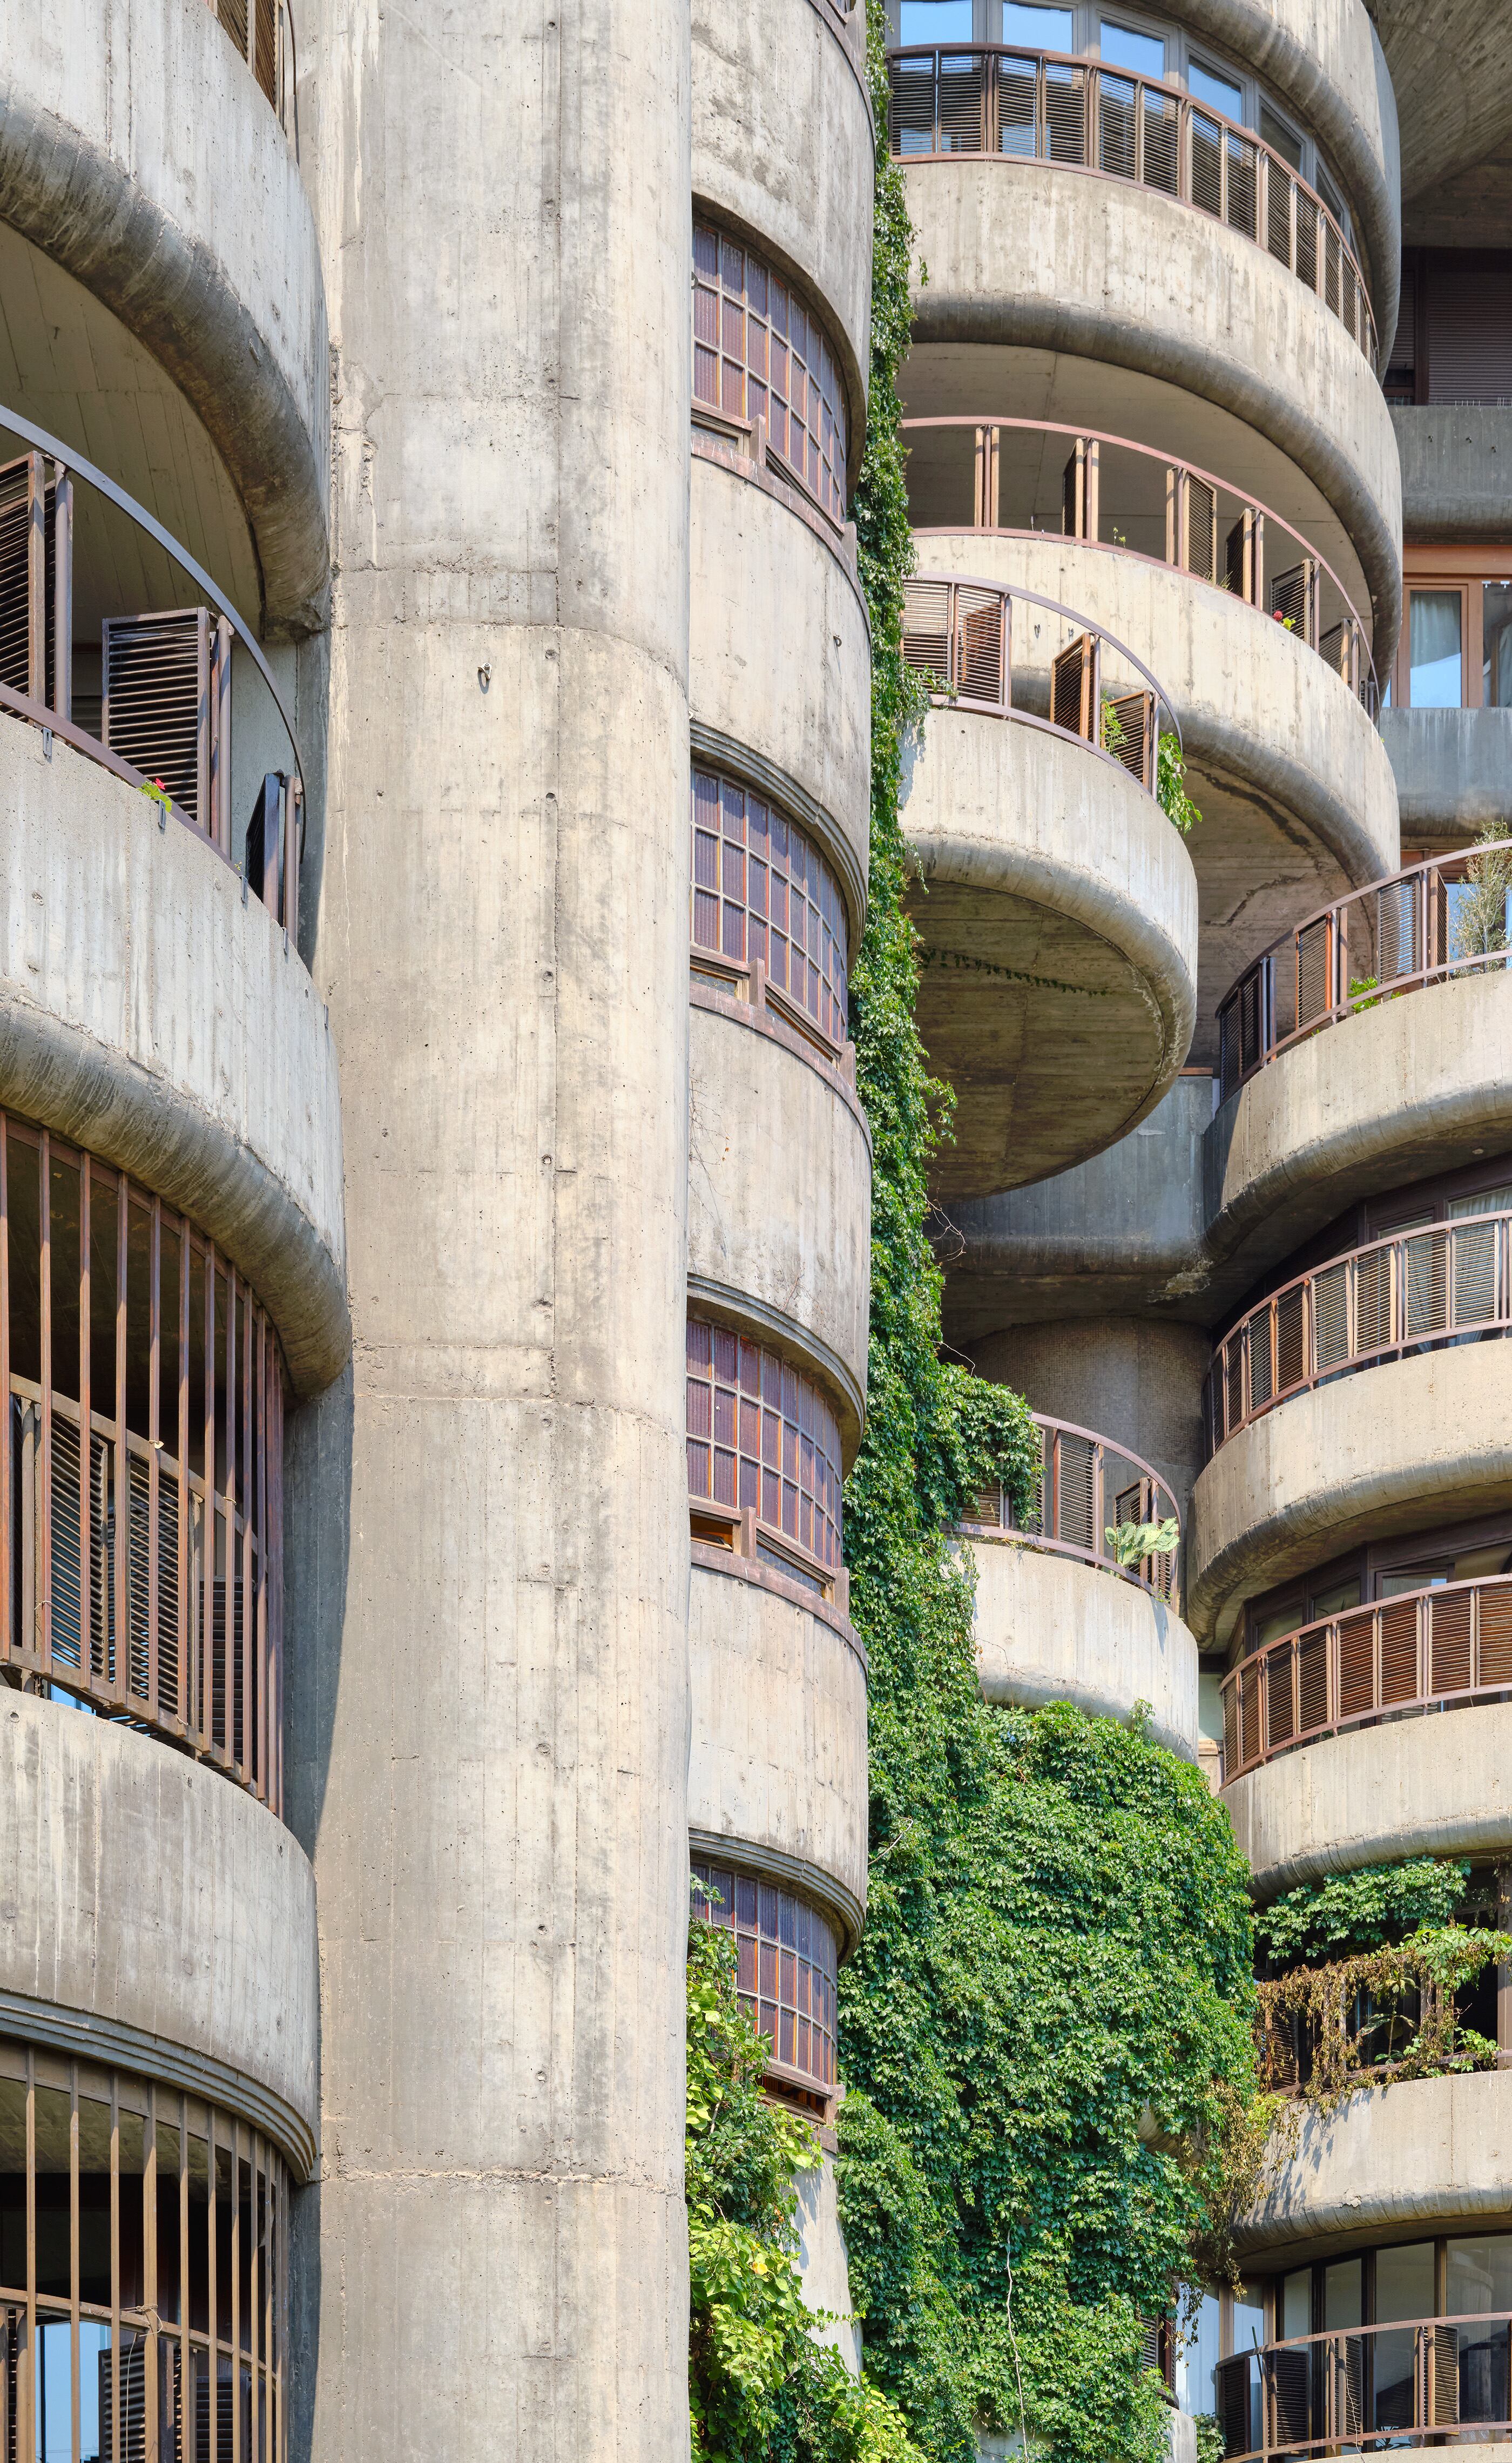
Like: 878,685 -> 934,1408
1257,1924 -> 1509,2115
1156,732 -> 1201,834
1105,1517 -> 1179,1569
1255,1859 -> 1469,1965
1192,2416 -> 1226,2463
687,1917 -> 925,2463
138,775 -> 173,818
1451,825 -> 1512,961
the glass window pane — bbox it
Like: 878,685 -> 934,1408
1189,57 -> 1243,116
1484,582 -> 1512,707
1100,19 -> 1163,73
1376,2240 -> 1435,2323
1002,1 -> 1074,45
1451,1184 -> 1512,1219
1325,2258 -> 1363,2329
1177,2290 -> 1222,2413
1311,1578 -> 1361,1619
899,0 -> 974,34
1231,2281 -> 1267,2356
1409,589 -> 1464,707
1448,2235 -> 1512,2316
1282,2269 -> 1312,2338
1260,102 -> 1303,170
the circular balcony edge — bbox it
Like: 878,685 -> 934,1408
1225,1696 -> 1512,1900
1189,1342 -> 1512,1650
0,1689 -> 318,2176
1236,2067 -> 1512,2269
967,1530 -> 1200,1759
692,0 -> 875,454
0,0 -> 329,639
691,719 -> 868,952
688,1271 -> 866,1465
902,158 -> 1402,669
0,723 -> 349,1398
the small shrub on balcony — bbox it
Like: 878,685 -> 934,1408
1256,1926 -> 1511,2115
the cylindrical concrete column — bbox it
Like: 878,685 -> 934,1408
290,4 -> 693,2455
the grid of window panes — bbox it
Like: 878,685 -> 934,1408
685,1317 -> 843,1574
692,220 -> 849,526
692,1862 -> 840,2091
0,2037 -> 287,2463
690,768 -> 849,1052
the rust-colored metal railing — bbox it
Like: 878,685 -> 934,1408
1206,1209 -> 1512,1455
886,43 -> 1376,366
0,404 -> 304,939
1213,2312 -> 1512,2458
902,415 -> 1376,708
1216,842 -> 1512,1098
901,571 -> 1179,794
1221,1574 -> 1512,1781
0,1111 -> 286,1813
963,1412 -> 1181,1603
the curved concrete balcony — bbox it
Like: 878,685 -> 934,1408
690,453 -> 872,908
0,0 -> 328,636
892,95 -> 1402,665
687,993 -> 873,1433
0,1685 -> 318,2172
1394,407 -> 1512,547
1387,710 -> 1512,847
967,1534 -> 1199,1758
1189,1340 -> 1512,1650
899,573 -> 1198,1195
693,0 -> 874,446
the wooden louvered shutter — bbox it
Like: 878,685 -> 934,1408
1097,71 -> 1138,180
1140,87 -> 1179,192
1429,2323 -> 1461,2426
1298,1622 -> 1329,1733
1402,1229 -> 1449,1341
937,48 -> 988,153
1225,507 -> 1263,604
1055,1432 -> 1096,1553
1479,1583 -> 1512,1686
1354,1246 -> 1392,1355
1297,915 -> 1332,1030
1423,249 -> 1512,406
970,1486 -> 1002,1529
1043,59 -> 1088,163
1225,130 -> 1258,239
1271,2345 -> 1311,2447
1430,1588 -> 1474,1696
1105,690 -> 1154,789
1271,558 -> 1318,647
1336,1608 -> 1376,1719
1451,1216 -> 1500,1328
0,451 -> 58,709
1214,2357 -> 1251,2459
1376,876 -> 1420,983
1331,2338 -> 1365,2441
1239,1659 -> 1261,1767
1275,1284 -> 1306,1393
1312,1259 -> 1349,1368
253,0 -> 278,104
103,610 -> 214,829
1264,1641 -> 1294,1745
888,53 -> 940,154
1379,1597 -> 1420,1705
1222,1676 -> 1239,1776
1182,473 -> 1217,583
901,579 -> 952,690
956,588 -> 1006,707
997,52 -> 1039,156
1051,633 -> 1097,740
1246,1310 -> 1273,1413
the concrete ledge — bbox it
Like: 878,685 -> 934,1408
0,0 -> 328,636
1239,2068 -> 1512,2268
900,695 -> 1198,1196
0,721 -> 348,1396
1387,708 -> 1512,844
693,0 -> 873,452
1189,1342 -> 1512,1649
1225,1699 -> 1512,1898
1394,407 -> 1512,544
688,996 -> 872,1427
0,1691 -> 317,2171
969,1534 -> 1200,1758
688,1558 -> 868,1928
691,454 -> 872,902
921,531 -> 1399,894
904,161 -> 1402,671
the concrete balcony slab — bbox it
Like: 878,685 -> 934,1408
968,1533 -> 1201,1759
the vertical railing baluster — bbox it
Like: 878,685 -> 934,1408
113,1175 -> 127,1707
0,1121 -> 10,1676
52,466 -> 72,723
147,1199 -> 161,1716
79,1159 -> 90,1689
38,1132 -> 51,1683
25,453 -> 45,704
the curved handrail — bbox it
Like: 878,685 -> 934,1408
1221,1572 -> 1512,1781
902,571 -> 1182,798
886,41 -> 1376,366
901,413 -> 1377,703
1214,2310 -> 1512,2460
1206,1205 -> 1512,1454
1215,840 -> 1512,1098
961,1409 -> 1180,1602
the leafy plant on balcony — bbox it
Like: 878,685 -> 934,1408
1255,1925 -> 1511,2116
1105,1516 -> 1179,1569
1156,732 -> 1201,834
1254,1856 -> 1470,1965
1450,824 -> 1512,966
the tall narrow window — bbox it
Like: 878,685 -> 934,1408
685,1317 -> 843,1579
1409,588 -> 1464,706
690,768 -> 849,1055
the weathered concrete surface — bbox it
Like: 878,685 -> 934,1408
688,1560 -> 868,1931
1238,2069 -> 1512,2267
968,1536 -> 1201,1760
794,2154 -> 861,2375
689,1000 -> 872,1438
0,1691 -> 316,2165
1387,709 -> 1512,845
1394,407 -> 1512,545
291,0 -> 694,2452
693,0 -> 872,449
1371,0 -> 1512,203
900,697 -> 1198,1198
0,720 -> 346,1394
969,1315 -> 1212,1535
946,971 -> 1512,1339
0,0 -> 328,637
692,454 -> 872,896
903,161 -> 1403,675
1189,1342 -> 1512,1649
1225,1701 -> 1512,1897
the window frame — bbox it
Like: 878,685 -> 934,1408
1394,546 -> 1512,708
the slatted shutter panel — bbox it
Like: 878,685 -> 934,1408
1267,166 -> 1293,265
1271,2346 -> 1311,2447
1055,1432 -> 1096,1551
1225,507 -> 1261,603
1043,61 -> 1088,163
957,589 -> 1005,705
102,609 -> 210,826
1337,1609 -> 1376,1718
970,1486 -> 1002,1528
1246,1312 -> 1273,1411
253,0 -> 278,103
1051,633 -> 1097,739
1354,1247 -> 1392,1353
1295,192 -> 1318,291
1332,2338 -> 1365,2441
1479,1584 -> 1512,1686
1323,219 -> 1343,317
1226,131 -> 1258,237
998,54 -> 1039,156
1452,1217 -> 1500,1326
0,453 -> 56,707
1264,1642 -> 1294,1745
901,578 -> 952,688
1238,966 -> 1262,1075
1183,474 -> 1217,582
1274,1285 -> 1306,1392
1430,1589 -> 1474,1695
1297,916 -> 1331,1028
1098,72 -> 1138,179
217,0 -> 250,56
1224,1337 -> 1244,1435
1430,2325 -> 1461,2426
1377,876 -> 1419,981
937,50 -> 988,152
1140,88 -> 1179,191
1218,995 -> 1240,1097
1104,690 -> 1154,788
1403,1229 -> 1449,1340
1379,1598 -> 1420,1704
1298,1624 -> 1329,1732
889,54 -> 940,154
1319,619 -> 1356,688
1422,249 -> 1512,404
1214,2357 -> 1251,2459
1312,1259 -> 1349,1368
1271,558 -> 1317,643
1239,1663 -> 1261,1767
1191,112 -> 1223,215
1223,1678 -> 1239,1776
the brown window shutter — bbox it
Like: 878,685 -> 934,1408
1051,632 -> 1097,739
1429,1589 -> 1473,1696
1422,248 -> 1512,404
1105,688 -> 1153,789
102,608 -> 212,828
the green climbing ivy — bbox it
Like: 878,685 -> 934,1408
1255,1859 -> 1469,1966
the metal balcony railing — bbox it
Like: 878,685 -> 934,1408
1205,1209 -> 1512,1455
962,1412 -> 1180,1604
901,572 -> 1178,794
0,405 -> 304,939
1214,2312 -> 1512,2458
1216,841 -> 1512,1098
902,416 -> 1376,708
1221,1574 -> 1512,1782
886,43 -> 1376,366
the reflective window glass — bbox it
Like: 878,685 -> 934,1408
1409,589 -> 1464,707
1260,102 -> 1303,170
1002,2 -> 1075,44
1324,2258 -> 1363,2329
1281,2269 -> 1312,2339
1376,2241 -> 1435,2322
1231,2281 -> 1267,2356
899,0 -> 975,35
1379,1566 -> 1449,1595
1177,2289 -> 1222,2412
1451,1185 -> 1512,1219
1448,2236 -> 1512,2315
1100,20 -> 1164,73
1484,583 -> 1512,706
1189,57 -> 1243,116
1310,1578 -> 1361,1619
